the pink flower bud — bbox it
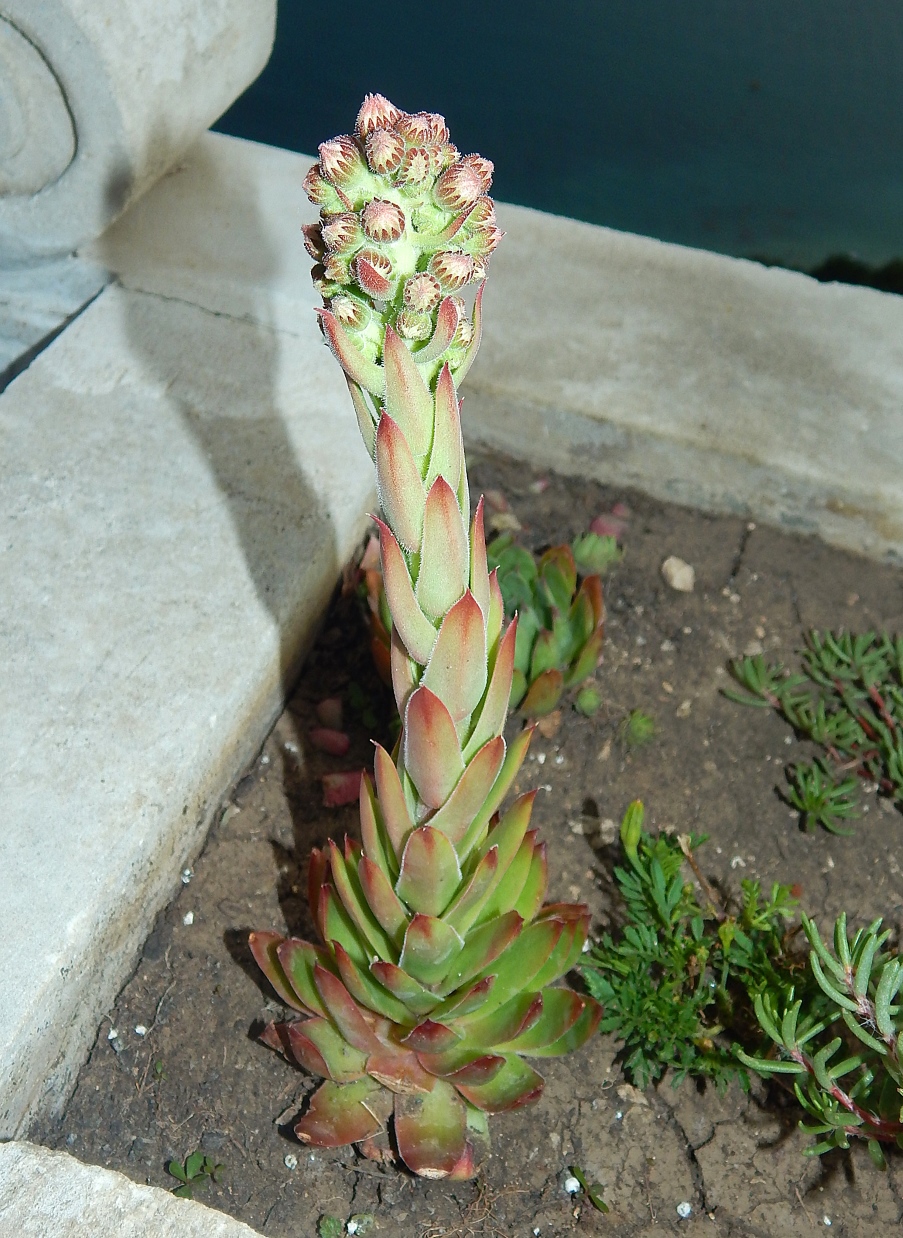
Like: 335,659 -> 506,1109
396,111 -> 449,146
301,222 -> 325,260
321,212 -> 363,254
318,136 -> 366,187
466,195 -> 496,226
355,93 -> 402,138
428,249 -> 475,291
362,198 -> 406,243
395,309 -> 433,340
323,253 -> 352,283
396,146 -> 434,187
454,314 -> 474,348
365,128 -> 406,175
466,224 -> 504,257
354,249 -> 394,298
331,294 -> 371,331
303,163 -> 344,208
435,143 -> 459,171
435,160 -> 485,210
460,154 -> 494,191
403,272 -> 442,313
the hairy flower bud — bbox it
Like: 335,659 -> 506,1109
460,154 -> 494,192
301,222 -> 325,260
365,128 -> 406,175
434,160 -> 485,210
402,272 -> 442,313
303,164 -> 346,211
395,308 -> 433,340
323,253 -> 352,284
465,223 -> 504,257
321,212 -> 364,255
362,198 -> 406,243
354,249 -> 395,299
396,111 -> 449,146
355,92 -> 402,138
471,256 -> 489,281
331,294 -> 372,332
428,249 -> 475,291
319,136 -> 366,187
396,146 -> 434,188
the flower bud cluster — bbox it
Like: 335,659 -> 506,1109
304,94 -> 502,367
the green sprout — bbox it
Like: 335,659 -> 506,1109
619,708 -> 655,747
166,1150 -> 224,1199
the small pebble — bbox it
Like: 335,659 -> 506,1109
677,1202 -> 693,1219
563,1176 -> 581,1195
180,868 -> 192,885
182,911 -> 194,925
107,1027 -> 119,1041
661,556 -> 695,592
284,1153 -> 298,1170
823,1218 -> 832,1227
134,1025 -> 148,1037
261,754 -> 270,765
536,752 -> 546,765
660,639 -> 674,652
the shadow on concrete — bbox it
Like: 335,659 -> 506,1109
96,146 -> 339,702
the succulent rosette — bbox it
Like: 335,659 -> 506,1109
250,95 -> 601,1181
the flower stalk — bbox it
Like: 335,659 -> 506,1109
250,95 -> 601,1180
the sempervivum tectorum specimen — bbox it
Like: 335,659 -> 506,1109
250,95 -> 601,1181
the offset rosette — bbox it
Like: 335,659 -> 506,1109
252,98 -> 601,1180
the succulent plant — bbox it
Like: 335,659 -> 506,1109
250,95 -> 601,1180
487,533 -> 606,716
360,528 -> 608,719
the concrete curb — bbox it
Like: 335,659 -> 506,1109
0,1142 -> 264,1236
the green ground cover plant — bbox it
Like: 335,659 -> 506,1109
727,630 -> 903,833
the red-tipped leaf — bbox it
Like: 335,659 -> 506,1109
422,590 -> 487,723
414,477 -> 469,621
294,1078 -> 383,1147
403,687 -> 465,809
375,414 -> 426,554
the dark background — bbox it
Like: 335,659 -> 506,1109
217,1 -> 903,268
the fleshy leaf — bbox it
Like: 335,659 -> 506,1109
469,497 -> 491,621
328,840 -> 397,962
346,377 -> 378,458
375,413 -> 426,553
404,687 -> 465,809
426,736 -> 505,847
313,965 -> 382,1053
373,743 -> 414,856
422,591 -> 487,723
496,989 -> 586,1052
402,1019 -> 463,1054
462,618 -> 517,760
287,1017 -> 369,1082
419,1049 -> 505,1086
424,363 -> 463,493
294,1078 -> 383,1147
415,296 -> 461,365
467,918 -> 564,1014
513,843 -> 548,922
455,992 -> 543,1048
370,960 -> 440,1017
437,910 -> 523,997
274,938 -> 331,1017
396,826 -> 462,917
519,669 -> 564,717
428,975 -> 496,1022
395,1079 -> 468,1178
359,772 -> 397,880
414,477 -> 469,621
383,325 -> 433,457
399,914 -> 465,987
376,517 -> 437,664
333,942 -> 415,1026
358,855 -> 408,944
249,931 -> 310,1014
442,847 -> 500,936
524,995 -> 603,1057
366,1044 -> 436,1095
456,1054 -> 544,1113
478,831 -> 536,923
390,622 -> 420,714
316,310 -> 384,397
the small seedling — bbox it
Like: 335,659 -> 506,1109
318,1217 -> 344,1238
619,708 -> 655,747
727,630 -> 903,832
568,1165 -> 609,1212
166,1150 -> 224,1198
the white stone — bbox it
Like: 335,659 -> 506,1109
0,0 -> 276,257
0,1142 -> 264,1236
465,203 -> 903,563
0,135 -> 374,1136
661,556 -> 696,592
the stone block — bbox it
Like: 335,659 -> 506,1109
0,0 -> 276,257
0,1142 -> 263,1236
